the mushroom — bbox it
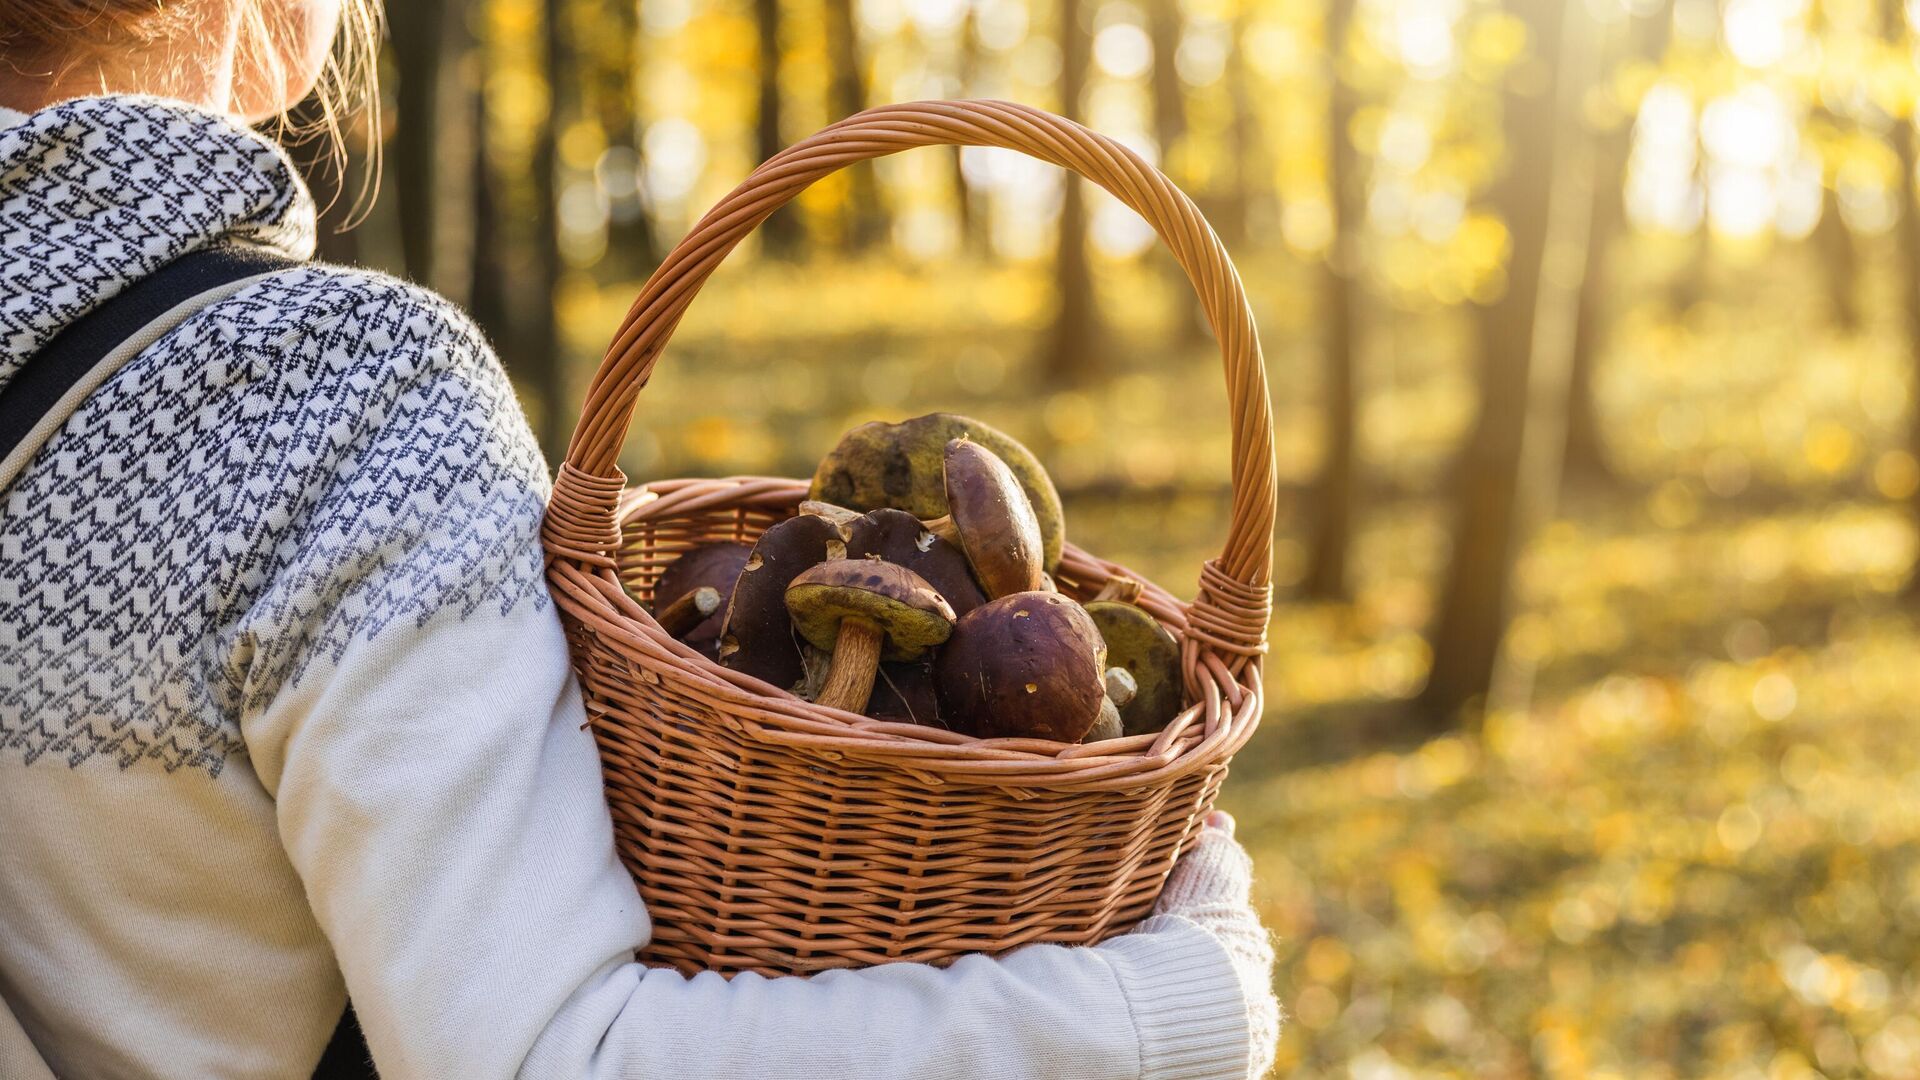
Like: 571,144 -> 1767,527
808,412 -> 1067,572
929,438 -> 1044,599
934,591 -> 1107,741
717,514 -> 850,691
798,500 -> 864,530
652,541 -> 752,658
785,560 -> 957,714
1086,601 -> 1183,736
1085,698 -> 1124,743
1090,575 -> 1144,605
1083,668 -> 1137,743
867,660 -> 943,727
845,507 -> 985,618
796,644 -> 939,724
655,586 -> 721,638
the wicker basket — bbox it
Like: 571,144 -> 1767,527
541,100 -> 1277,977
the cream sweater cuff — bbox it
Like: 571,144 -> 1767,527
1102,914 -> 1252,1080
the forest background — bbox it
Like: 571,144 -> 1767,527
299,0 -> 1920,1074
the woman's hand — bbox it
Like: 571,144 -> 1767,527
1139,811 -> 1280,1078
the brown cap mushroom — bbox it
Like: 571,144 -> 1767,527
1086,600 -> 1182,736
718,514 -> 850,691
935,438 -> 1045,599
934,591 -> 1107,741
868,660 -> 943,727
652,542 -> 752,658
808,412 -> 1067,572
802,643 -> 943,726
845,507 -> 985,618
786,560 -> 957,714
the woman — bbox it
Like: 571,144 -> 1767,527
0,2 -> 1281,1078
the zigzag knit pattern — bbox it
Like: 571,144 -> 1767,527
0,98 -> 550,777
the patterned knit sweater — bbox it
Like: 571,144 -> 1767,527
0,96 -> 1272,1080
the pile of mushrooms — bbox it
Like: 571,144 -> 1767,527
641,412 -> 1185,744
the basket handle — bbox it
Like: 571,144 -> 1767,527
545,100 -> 1277,660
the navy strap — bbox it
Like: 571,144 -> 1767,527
310,1004 -> 376,1080
0,245 -> 300,463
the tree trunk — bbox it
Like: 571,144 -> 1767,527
1045,0 -> 1101,384
1420,0 -> 1589,726
1147,0 -> 1187,173
1812,109 -> 1861,334
1884,0 -> 1920,596
283,98 -> 362,265
1303,0 -> 1359,602
526,0 -> 575,465
1563,1 -> 1669,487
1670,120 -> 1711,316
755,0 -> 804,257
385,0 -> 450,287
1217,7 -> 1255,248
951,4 -> 985,256
468,57 -> 513,362
825,0 -> 886,250
593,0 -> 659,273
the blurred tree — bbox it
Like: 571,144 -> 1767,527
826,0 -> 888,249
283,98 -> 363,266
1670,88 -> 1712,316
1564,0 -> 1672,487
1811,105 -> 1863,333
1046,0 -> 1102,384
1304,0 -> 1359,602
468,77 -> 513,361
1217,6 -> 1257,248
1883,0 -> 1920,593
587,0 -> 660,273
1149,0 -> 1208,343
386,0 -> 478,303
756,0 -> 804,257
524,0 -> 577,463
951,2 -> 986,256
1146,0 -> 1186,175
1422,0 -> 1584,726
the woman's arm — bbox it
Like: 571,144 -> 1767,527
236,276 -> 1273,1080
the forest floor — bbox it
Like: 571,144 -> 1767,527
580,238 -> 1920,1078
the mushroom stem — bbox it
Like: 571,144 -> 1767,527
656,586 -> 721,637
921,514 -> 960,545
1092,576 -> 1144,605
798,500 -> 863,532
815,618 -> 885,713
1104,667 -> 1139,709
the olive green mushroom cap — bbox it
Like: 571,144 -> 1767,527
1086,600 -> 1183,737
785,560 -> 957,662
808,412 -> 1067,572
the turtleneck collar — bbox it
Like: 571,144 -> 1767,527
0,95 -> 316,390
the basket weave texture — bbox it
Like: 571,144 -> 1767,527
541,100 -> 1278,977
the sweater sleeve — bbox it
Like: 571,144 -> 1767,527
233,277 -> 1252,1080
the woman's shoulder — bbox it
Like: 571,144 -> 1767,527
184,258 -> 547,485
213,261 -> 499,376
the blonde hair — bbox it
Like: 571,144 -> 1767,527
1,0 -> 385,221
